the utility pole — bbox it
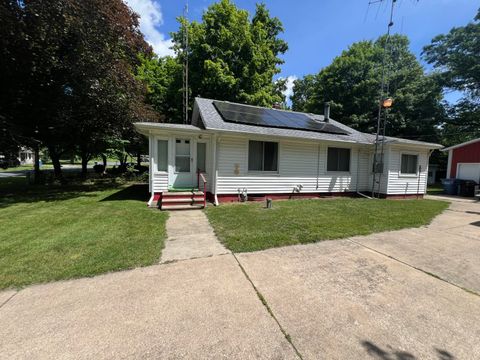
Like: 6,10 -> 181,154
182,2 -> 189,124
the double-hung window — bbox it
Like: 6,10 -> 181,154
327,147 -> 351,172
401,154 -> 418,175
248,141 -> 278,172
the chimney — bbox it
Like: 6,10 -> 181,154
324,102 -> 330,122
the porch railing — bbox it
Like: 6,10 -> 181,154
197,170 -> 207,208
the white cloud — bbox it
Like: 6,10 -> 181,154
124,0 -> 175,57
282,75 -> 297,101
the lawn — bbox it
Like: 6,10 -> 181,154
205,198 -> 449,252
0,178 -> 167,290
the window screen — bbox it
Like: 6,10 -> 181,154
197,143 -> 206,172
327,147 -> 350,172
401,154 -> 418,174
248,141 -> 278,172
157,140 -> 168,172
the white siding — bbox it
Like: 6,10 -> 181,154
152,172 -> 168,192
216,136 -> 362,194
386,146 -> 429,195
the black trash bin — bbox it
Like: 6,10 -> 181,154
457,180 -> 477,197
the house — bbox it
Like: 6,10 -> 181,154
134,98 -> 443,210
443,138 -> 480,182
18,147 -> 35,165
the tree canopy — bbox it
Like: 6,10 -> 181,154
139,0 -> 288,123
291,35 -> 445,142
423,8 -> 480,145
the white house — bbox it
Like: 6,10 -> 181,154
134,98 -> 442,210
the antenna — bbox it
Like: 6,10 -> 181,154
182,2 -> 189,124
371,0 -> 396,198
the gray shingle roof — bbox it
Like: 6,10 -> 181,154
194,98 -> 442,148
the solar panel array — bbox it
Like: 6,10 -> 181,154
213,101 -> 349,135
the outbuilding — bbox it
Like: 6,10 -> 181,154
443,138 -> 480,182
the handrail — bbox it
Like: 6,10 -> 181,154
197,170 -> 207,208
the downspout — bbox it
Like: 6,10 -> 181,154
315,144 -> 320,189
212,134 -> 219,205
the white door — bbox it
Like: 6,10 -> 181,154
457,163 -> 480,182
172,138 -> 195,188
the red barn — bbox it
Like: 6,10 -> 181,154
443,138 -> 480,182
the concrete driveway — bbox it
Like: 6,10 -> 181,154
0,198 -> 479,359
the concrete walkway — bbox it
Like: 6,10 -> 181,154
1,200 -> 479,359
160,210 -> 229,263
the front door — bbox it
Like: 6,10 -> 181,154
172,138 -> 195,188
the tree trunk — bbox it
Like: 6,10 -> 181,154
33,144 -> 41,184
81,156 -> 89,177
136,152 -> 141,167
101,154 -> 107,174
49,150 -> 63,183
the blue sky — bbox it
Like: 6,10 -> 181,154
125,0 -> 478,102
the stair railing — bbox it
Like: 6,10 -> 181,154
197,169 -> 207,208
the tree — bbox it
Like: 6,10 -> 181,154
0,0 -> 153,179
291,35 -> 445,142
423,9 -> 480,145
136,55 -> 183,123
170,0 -> 288,109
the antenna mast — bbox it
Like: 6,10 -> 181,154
182,2 -> 189,124
371,0 -> 396,198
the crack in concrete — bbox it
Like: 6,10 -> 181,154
232,252 -> 304,360
348,239 -> 480,298
0,291 -> 18,310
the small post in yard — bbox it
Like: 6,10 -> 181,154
266,198 -> 273,209
417,165 -> 422,199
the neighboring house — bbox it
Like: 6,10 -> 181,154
18,147 -> 35,165
134,98 -> 442,209
443,138 -> 480,182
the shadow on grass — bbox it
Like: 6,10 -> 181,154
100,184 -> 149,202
361,341 -> 455,360
0,180 -> 126,209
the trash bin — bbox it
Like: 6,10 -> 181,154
441,178 -> 458,195
457,180 -> 477,197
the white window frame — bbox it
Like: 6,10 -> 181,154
326,146 -> 352,174
247,140 -> 279,174
154,136 -> 169,174
399,152 -> 420,177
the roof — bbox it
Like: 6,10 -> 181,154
133,98 -> 443,149
441,138 -> 480,151
194,98 -> 443,148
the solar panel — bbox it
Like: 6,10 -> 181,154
212,101 -> 349,135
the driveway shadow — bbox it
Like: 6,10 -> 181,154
361,341 -> 455,360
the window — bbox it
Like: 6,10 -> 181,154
175,139 -> 191,173
248,141 -> 278,172
401,154 -> 418,174
157,140 -> 168,172
197,143 -> 206,173
372,153 -> 384,174
327,147 -> 350,172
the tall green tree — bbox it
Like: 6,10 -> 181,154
292,35 -> 445,141
170,0 -> 288,109
423,9 -> 480,145
1,0 -> 153,179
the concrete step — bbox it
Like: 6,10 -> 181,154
161,204 -> 205,211
162,197 -> 205,203
163,191 -> 204,197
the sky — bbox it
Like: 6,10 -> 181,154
125,0 -> 478,102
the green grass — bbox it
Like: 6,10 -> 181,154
205,198 -> 449,252
0,179 -> 167,290
427,183 -> 445,195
